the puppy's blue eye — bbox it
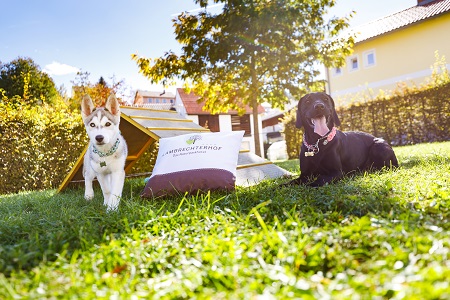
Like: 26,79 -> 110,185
105,122 -> 111,127
90,123 -> 95,127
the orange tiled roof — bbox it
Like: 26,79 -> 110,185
177,88 -> 265,115
352,0 -> 450,43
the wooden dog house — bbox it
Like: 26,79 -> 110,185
58,106 -> 290,192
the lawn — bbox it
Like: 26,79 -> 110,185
0,142 -> 449,299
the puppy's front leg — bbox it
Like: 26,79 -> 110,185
83,163 -> 95,200
97,173 -> 113,208
104,170 -> 125,211
84,178 -> 94,200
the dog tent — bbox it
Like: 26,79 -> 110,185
58,106 -> 291,192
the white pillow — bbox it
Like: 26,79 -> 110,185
141,131 -> 244,197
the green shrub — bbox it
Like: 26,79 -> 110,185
280,109 -> 302,159
0,101 -> 87,194
337,83 -> 450,145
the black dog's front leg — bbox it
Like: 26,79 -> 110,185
282,176 -> 303,187
304,150 -> 344,186
282,173 -> 322,186
307,172 -> 343,187
283,170 -> 343,187
282,173 -> 330,187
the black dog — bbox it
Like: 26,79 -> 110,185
287,92 -> 398,187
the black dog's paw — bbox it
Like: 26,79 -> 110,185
281,177 -> 321,188
280,178 -> 300,187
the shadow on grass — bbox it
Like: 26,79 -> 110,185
230,174 -> 409,226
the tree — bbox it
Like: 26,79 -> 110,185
132,0 -> 354,156
0,57 -> 59,105
70,72 -> 127,108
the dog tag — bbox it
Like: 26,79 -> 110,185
100,161 -> 107,167
323,140 -> 328,145
305,151 -> 315,157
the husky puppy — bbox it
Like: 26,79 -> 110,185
81,94 -> 128,211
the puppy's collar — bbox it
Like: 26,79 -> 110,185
93,138 -> 120,157
303,127 -> 337,157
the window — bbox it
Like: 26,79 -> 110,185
199,115 -> 220,132
333,67 -> 342,76
348,55 -> 359,71
363,50 -> 376,68
231,114 -> 251,136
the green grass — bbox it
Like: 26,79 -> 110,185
0,142 -> 449,299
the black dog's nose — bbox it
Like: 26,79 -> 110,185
95,135 -> 104,143
314,102 -> 325,111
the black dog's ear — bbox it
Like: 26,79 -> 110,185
326,94 -> 341,127
295,95 -> 307,128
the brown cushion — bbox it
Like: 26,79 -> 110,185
141,168 -> 235,197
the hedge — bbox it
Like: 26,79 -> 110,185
282,81 -> 450,159
0,102 -> 86,194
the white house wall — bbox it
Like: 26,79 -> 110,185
186,115 -> 198,123
174,93 -> 187,117
219,115 -> 232,131
182,113 -> 264,157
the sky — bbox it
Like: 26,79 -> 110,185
1,0 -> 417,101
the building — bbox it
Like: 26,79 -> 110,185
175,88 -> 265,156
133,90 -> 176,109
261,101 -> 297,143
326,0 -> 450,105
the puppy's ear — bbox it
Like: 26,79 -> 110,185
327,94 -> 341,127
105,94 -> 120,116
81,95 -> 95,119
295,95 -> 307,129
